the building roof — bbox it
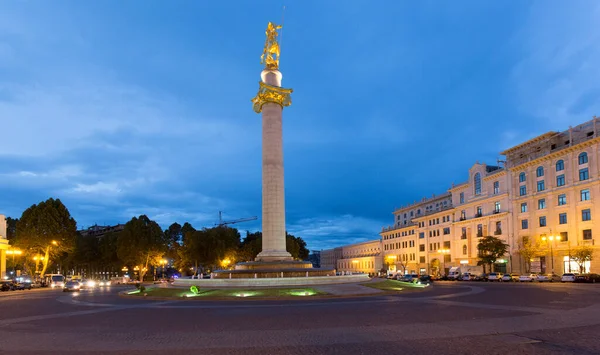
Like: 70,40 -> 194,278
500,132 -> 558,155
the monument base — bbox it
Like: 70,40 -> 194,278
210,260 -> 334,279
255,250 -> 294,262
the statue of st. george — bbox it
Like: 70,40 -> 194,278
260,22 -> 283,70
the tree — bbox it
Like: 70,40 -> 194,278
517,237 -> 544,273
237,231 -> 310,261
239,231 -> 262,262
13,198 -> 77,277
571,246 -> 594,274
116,215 -> 168,281
164,222 -> 182,249
286,232 -> 309,260
6,217 -> 18,240
477,236 -> 508,273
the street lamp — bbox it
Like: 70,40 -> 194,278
6,249 -> 22,276
437,248 -> 451,276
541,235 -> 561,273
221,258 -> 231,269
160,259 -> 168,279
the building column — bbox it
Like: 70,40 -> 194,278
0,249 -> 6,280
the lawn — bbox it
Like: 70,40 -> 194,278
362,279 -> 431,292
127,286 -> 329,299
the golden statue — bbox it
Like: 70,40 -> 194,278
260,22 -> 282,70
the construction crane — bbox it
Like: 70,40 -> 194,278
216,211 -> 258,227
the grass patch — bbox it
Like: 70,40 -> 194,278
127,287 -> 328,299
363,279 -> 431,291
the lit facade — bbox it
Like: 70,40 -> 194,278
320,247 -> 342,270
504,118 -> 600,274
0,215 -> 8,279
336,240 -> 382,275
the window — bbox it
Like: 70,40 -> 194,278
495,221 -> 502,234
459,192 -> 464,204
443,227 -> 450,235
558,194 -> 567,206
419,256 -> 425,263
474,173 -> 481,195
521,203 -> 528,213
559,213 -> 567,224
477,224 -> 483,237
539,216 -> 547,227
519,172 -> 526,182
419,232 -> 424,239
410,211 -> 413,217
419,244 -> 425,252
579,152 -> 588,165
494,202 -> 501,213
521,219 -> 528,229
460,210 -> 466,220
444,254 -> 451,263
462,245 -> 467,255
493,181 -> 499,194
560,231 -> 568,242
582,209 -> 592,221
443,241 -> 450,248
404,213 -> 407,218
461,227 -> 467,239
556,160 -> 564,171
581,189 -> 591,201
556,174 -> 565,187
583,229 -> 592,240
520,186 -> 527,196
476,206 -> 482,217
538,199 -> 546,209
536,166 -> 544,177
537,180 -> 545,192
579,168 -> 589,181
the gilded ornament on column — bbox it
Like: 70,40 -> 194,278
261,22 -> 283,70
251,81 -> 293,113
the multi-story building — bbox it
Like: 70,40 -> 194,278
449,163 -> 512,273
0,215 -> 8,279
321,241 -> 382,275
320,247 -> 342,270
503,118 -> 600,274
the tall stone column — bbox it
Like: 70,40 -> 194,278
252,70 -> 293,262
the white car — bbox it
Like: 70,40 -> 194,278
519,273 -> 537,282
502,274 -> 519,282
487,272 -> 503,281
561,273 -> 576,282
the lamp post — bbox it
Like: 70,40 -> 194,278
541,235 -> 561,273
160,259 -> 167,279
437,248 -> 451,276
6,249 -> 22,276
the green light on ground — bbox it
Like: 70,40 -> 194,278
127,290 -> 141,295
233,291 -> 259,297
288,289 -> 317,296
184,292 -> 204,298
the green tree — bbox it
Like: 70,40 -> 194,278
13,198 -> 77,277
164,222 -> 182,248
6,217 -> 18,240
238,231 -> 310,261
116,215 -> 167,281
477,236 -> 509,273
517,237 -> 544,273
571,246 -> 594,274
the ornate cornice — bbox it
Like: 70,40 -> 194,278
509,137 -> 600,171
251,81 -> 293,113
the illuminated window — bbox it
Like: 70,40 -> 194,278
474,173 -> 481,195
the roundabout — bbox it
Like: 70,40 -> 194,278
0,282 -> 599,354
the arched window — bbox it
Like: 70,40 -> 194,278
556,160 -> 564,171
579,152 -> 588,165
519,172 -> 526,182
536,166 -> 544,177
462,245 -> 467,255
474,173 -> 481,195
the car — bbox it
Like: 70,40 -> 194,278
575,273 -> 600,283
461,273 -> 476,281
97,280 -> 111,287
487,272 -> 503,282
0,280 -> 16,292
13,281 -> 32,290
519,273 -> 538,282
501,274 -> 518,282
418,275 -> 434,285
537,273 -> 561,282
561,273 -> 577,282
63,281 -> 81,292
473,273 -> 488,281
80,279 -> 97,289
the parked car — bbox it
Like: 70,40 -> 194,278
473,273 -> 488,281
536,273 -> 560,282
561,273 -> 577,282
0,280 -> 15,291
502,274 -> 519,282
575,273 -> 600,283
519,273 -> 538,282
418,275 -> 434,285
63,281 -> 81,292
487,272 -> 503,282
13,281 -> 32,290
461,273 -> 476,281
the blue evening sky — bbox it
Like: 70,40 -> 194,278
1,1 -> 599,251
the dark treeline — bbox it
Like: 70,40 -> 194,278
6,198 -> 310,280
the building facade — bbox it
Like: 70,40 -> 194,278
320,240 -> 382,275
323,117 -> 600,277
0,215 -> 8,279
320,247 -> 343,270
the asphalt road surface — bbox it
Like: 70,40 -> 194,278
1,282 -> 600,354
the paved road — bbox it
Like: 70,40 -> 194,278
1,282 -> 599,354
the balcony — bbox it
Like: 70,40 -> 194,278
477,232 -> 483,238
494,229 -> 502,235
475,213 -> 483,218
459,217 -> 466,221
582,239 -> 595,246
461,234 -> 467,240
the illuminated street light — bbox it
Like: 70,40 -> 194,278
221,258 -> 232,268
541,235 -> 562,273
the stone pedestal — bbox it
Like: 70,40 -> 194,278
255,69 -> 293,262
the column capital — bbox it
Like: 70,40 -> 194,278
251,81 -> 293,113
